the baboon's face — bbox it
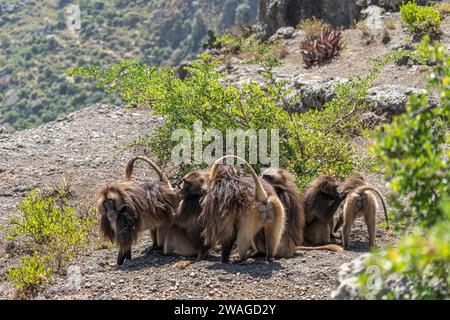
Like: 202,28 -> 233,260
320,177 -> 339,199
179,171 -> 207,197
101,191 -> 125,223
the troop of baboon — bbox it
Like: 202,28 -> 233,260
96,155 -> 389,266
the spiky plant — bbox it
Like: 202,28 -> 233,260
300,27 -> 342,67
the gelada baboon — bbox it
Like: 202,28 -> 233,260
97,156 -> 179,265
333,175 -> 389,249
303,176 -> 345,247
200,156 -> 286,263
259,168 -> 343,257
163,170 -> 212,260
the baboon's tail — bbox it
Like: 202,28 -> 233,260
124,156 -> 172,190
353,186 -> 389,225
295,244 -> 344,253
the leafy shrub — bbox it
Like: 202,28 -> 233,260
68,41 -> 414,187
358,210 -> 450,299
6,189 -> 97,271
297,17 -> 329,40
372,39 -> 449,229
300,27 -> 342,68
400,1 -> 442,38
356,38 -> 450,299
6,253 -> 52,299
202,30 -> 223,50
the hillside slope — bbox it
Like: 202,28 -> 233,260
0,0 -> 257,131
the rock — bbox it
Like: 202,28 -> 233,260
276,26 -> 295,39
293,76 -> 348,111
361,5 -> 385,30
0,126 -> 9,135
28,99 -> 44,112
367,85 -> 426,115
293,76 -> 426,116
330,254 -> 369,300
2,89 -> 19,108
258,0 -> 366,38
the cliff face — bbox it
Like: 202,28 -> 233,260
256,0 -> 434,38
258,0 -> 365,37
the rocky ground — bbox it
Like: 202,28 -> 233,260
2,6 -> 446,300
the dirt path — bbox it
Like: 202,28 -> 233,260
0,104 -> 395,300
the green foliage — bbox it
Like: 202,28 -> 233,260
357,39 -> 450,300
400,1 -> 442,38
358,208 -> 450,299
68,40 -> 414,187
372,38 -> 449,229
6,253 -> 52,299
6,189 -> 97,271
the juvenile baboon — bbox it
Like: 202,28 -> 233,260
200,156 -> 286,263
97,156 -> 179,265
259,168 -> 343,257
334,175 -> 389,249
303,176 -> 344,245
163,170 -> 212,260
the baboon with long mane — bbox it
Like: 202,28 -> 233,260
200,156 -> 286,263
303,176 -> 344,246
163,170 -> 212,260
97,156 -> 179,265
259,168 -> 343,257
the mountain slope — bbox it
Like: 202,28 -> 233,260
0,0 -> 257,131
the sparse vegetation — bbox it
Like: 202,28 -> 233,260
356,20 -> 371,38
400,1 -> 442,38
298,17 -> 329,40
274,44 -> 289,59
356,38 -> 450,299
3,187 -> 98,298
5,253 -> 52,300
434,2 -> 450,18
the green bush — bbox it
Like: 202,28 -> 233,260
358,209 -> 449,299
68,40 -> 416,187
372,39 -> 449,229
6,253 -> 52,299
7,189 -> 97,271
400,1 -> 442,38
356,38 -> 450,299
